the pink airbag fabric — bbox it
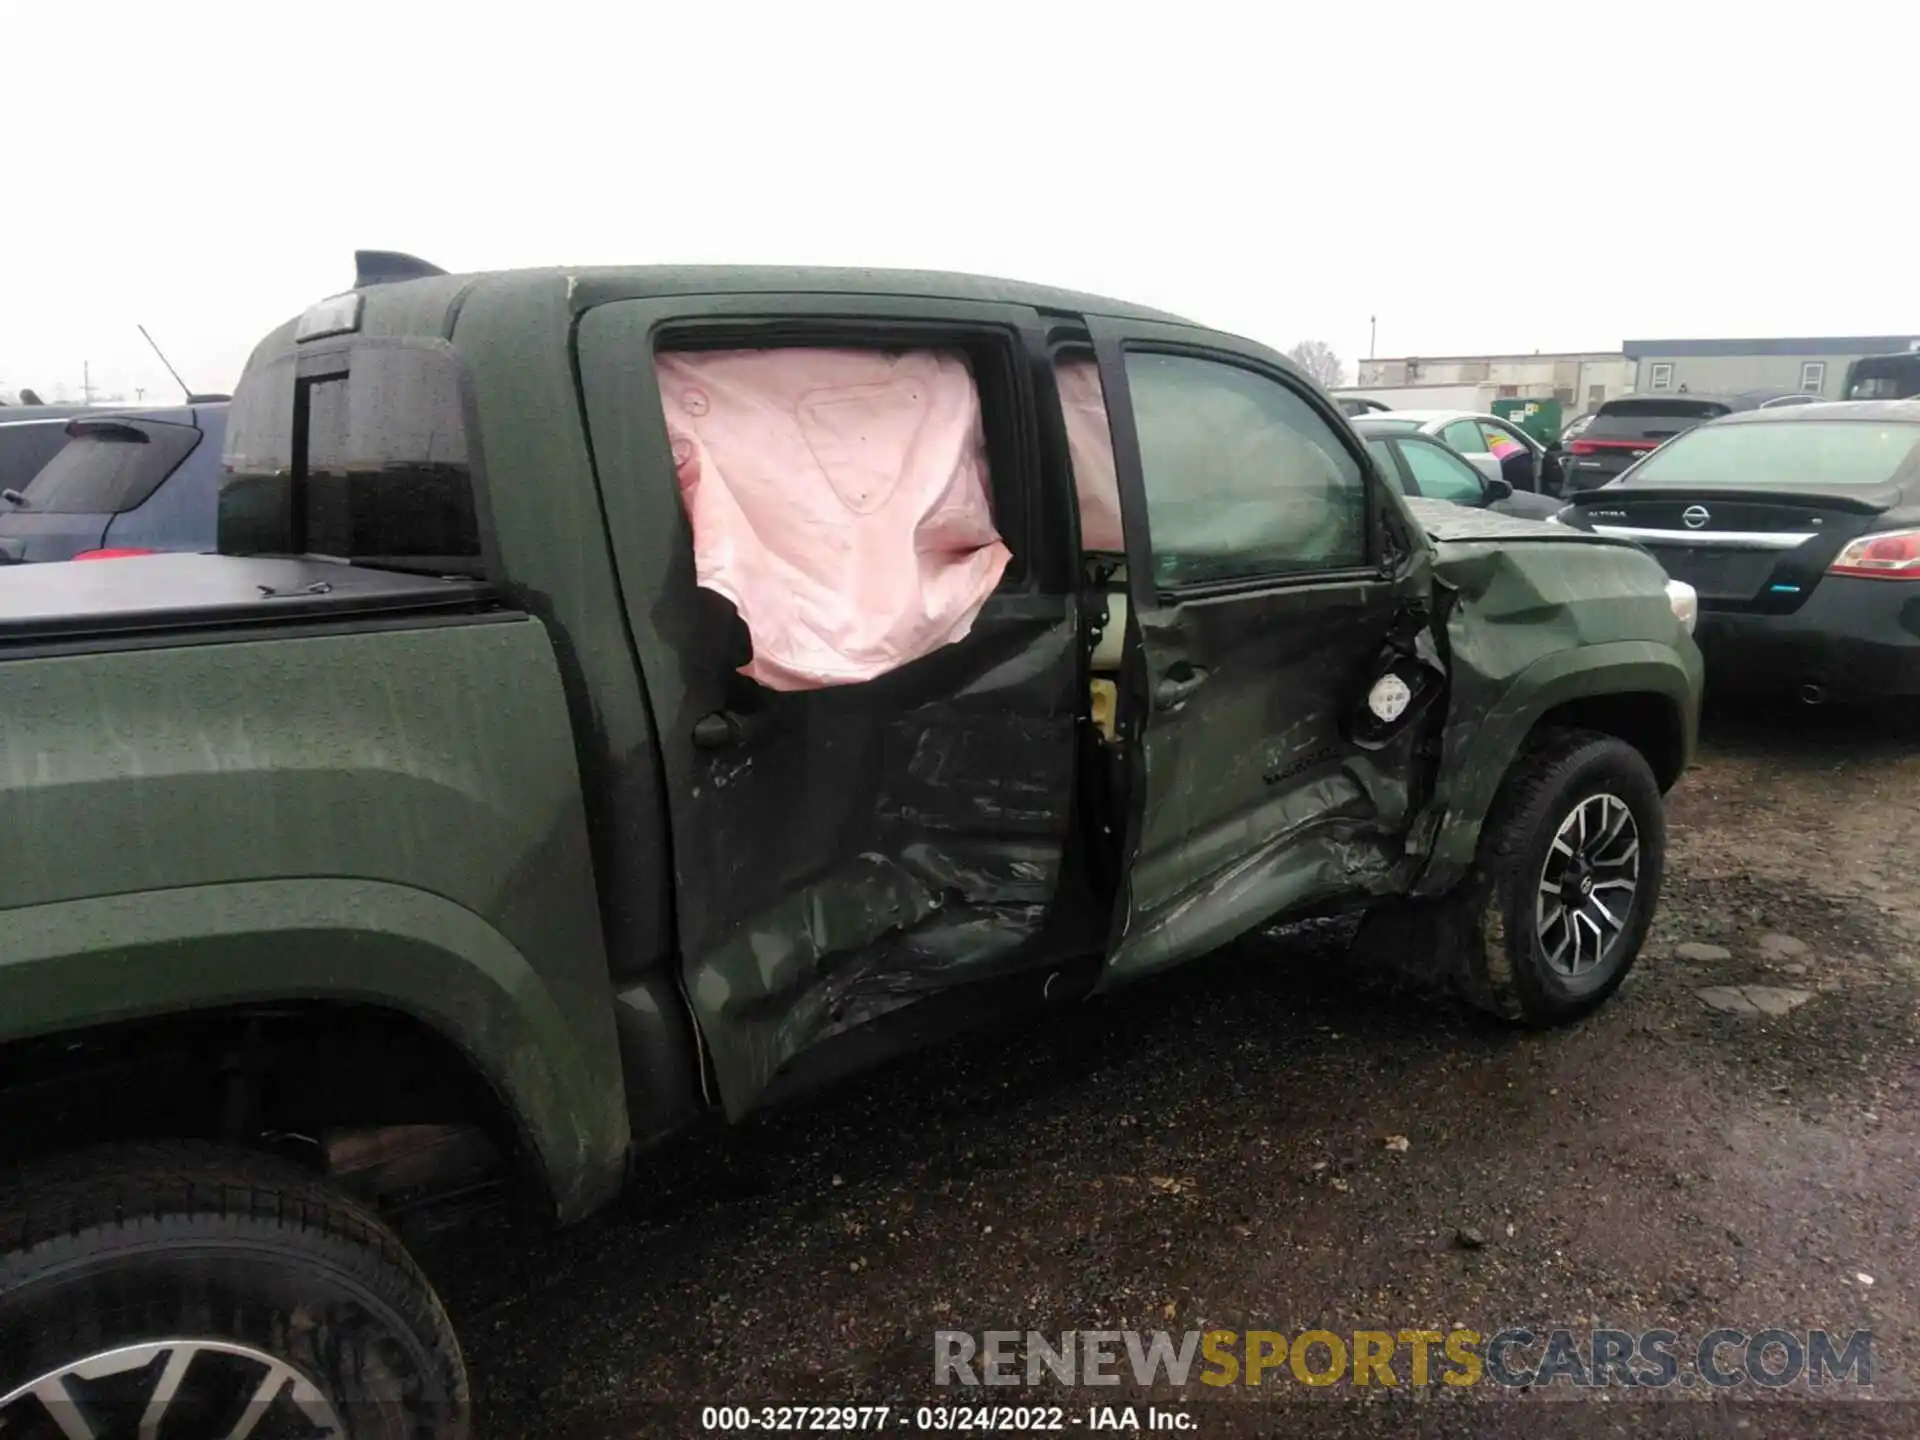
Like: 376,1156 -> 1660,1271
1055,358 -> 1125,552
657,348 -> 1010,691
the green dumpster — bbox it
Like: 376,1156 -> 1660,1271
1492,397 -> 1563,446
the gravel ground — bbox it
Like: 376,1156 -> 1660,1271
429,703 -> 1920,1438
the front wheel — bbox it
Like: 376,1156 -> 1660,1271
0,1142 -> 469,1439
1452,729 -> 1667,1024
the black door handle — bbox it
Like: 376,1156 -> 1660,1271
1154,664 -> 1209,709
692,710 -> 765,750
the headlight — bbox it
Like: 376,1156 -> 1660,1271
1665,578 -> 1698,637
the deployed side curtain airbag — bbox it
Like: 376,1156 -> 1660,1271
1055,358 -> 1125,553
656,348 -> 1011,690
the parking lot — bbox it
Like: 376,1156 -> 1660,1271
428,701 -> 1920,1437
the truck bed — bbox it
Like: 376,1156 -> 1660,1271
0,553 -> 497,650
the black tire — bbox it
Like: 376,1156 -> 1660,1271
1449,728 -> 1666,1025
0,1141 -> 469,1439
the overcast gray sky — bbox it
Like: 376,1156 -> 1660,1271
4,1 -> 1914,403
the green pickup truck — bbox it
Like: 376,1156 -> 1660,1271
0,254 -> 1701,1436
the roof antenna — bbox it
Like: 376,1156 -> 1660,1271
137,324 -> 193,402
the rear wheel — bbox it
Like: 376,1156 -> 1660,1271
0,1142 -> 469,1439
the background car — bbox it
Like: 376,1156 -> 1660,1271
1845,351 -> 1920,400
1351,409 -> 1564,495
1337,396 -> 1392,418
0,405 -> 115,497
0,402 -> 226,564
1562,391 -> 1803,493
1559,412 -> 1594,448
1562,400 -> 1920,703
1354,416 -> 1562,519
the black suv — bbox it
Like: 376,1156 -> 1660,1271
1563,392 -> 1799,492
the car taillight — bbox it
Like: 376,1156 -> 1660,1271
73,547 -> 158,561
1570,440 -> 1597,455
1571,439 -> 1653,456
1828,530 -> 1920,579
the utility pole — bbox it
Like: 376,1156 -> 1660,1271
1369,316 -> 1377,360
83,361 -> 93,406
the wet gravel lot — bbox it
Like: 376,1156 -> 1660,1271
429,703 -> 1920,1438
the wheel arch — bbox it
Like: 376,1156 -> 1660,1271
1416,641 -> 1700,885
0,878 -> 631,1222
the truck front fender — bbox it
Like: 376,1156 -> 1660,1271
0,878 -> 629,1221
1414,638 -> 1702,887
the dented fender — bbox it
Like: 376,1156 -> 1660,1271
1412,640 -> 1700,890
1402,525 -> 1703,892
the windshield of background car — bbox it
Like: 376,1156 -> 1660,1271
20,418 -> 201,514
1628,420 -> 1920,488
1586,398 -> 1730,441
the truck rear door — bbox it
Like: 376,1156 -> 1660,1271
576,293 -> 1085,1118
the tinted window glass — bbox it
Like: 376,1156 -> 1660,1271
1400,438 -> 1487,503
0,421 -> 77,491
222,342 -> 481,574
1442,420 -> 1487,453
1847,357 -> 1920,400
1364,437 -> 1402,484
1630,420 -> 1920,488
21,419 -> 201,514
1125,352 -> 1367,585
1586,398 -> 1730,442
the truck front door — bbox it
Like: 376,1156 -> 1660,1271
578,294 -> 1084,1118
1086,318 -> 1441,983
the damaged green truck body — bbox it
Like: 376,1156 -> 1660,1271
0,259 -> 1699,1427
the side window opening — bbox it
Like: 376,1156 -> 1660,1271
652,344 -> 1012,692
1048,353 -> 1129,735
1401,439 -> 1487,505
1052,355 -> 1124,555
220,341 -> 484,577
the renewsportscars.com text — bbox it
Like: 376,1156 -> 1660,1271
934,1327 -> 1873,1390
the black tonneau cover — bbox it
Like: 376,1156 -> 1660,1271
0,553 -> 496,646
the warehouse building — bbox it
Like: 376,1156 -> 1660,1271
1622,336 -> 1920,399
1345,351 -> 1634,416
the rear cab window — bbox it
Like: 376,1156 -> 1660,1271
221,340 -> 485,576
19,417 -> 201,514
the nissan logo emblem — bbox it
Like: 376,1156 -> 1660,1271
1682,505 -> 1711,529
